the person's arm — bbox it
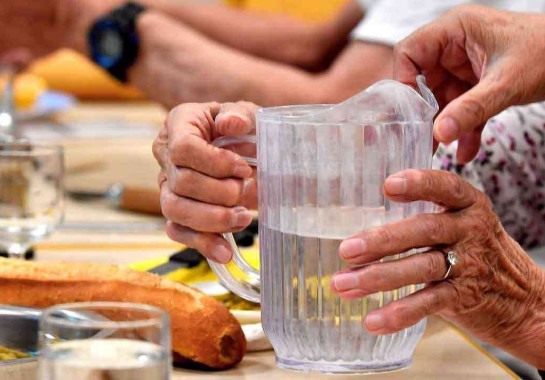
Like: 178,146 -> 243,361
63,0 -> 364,70
0,1 -> 389,107
126,11 -> 393,107
138,0 -> 364,70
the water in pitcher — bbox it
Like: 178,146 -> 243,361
260,206 -> 426,373
40,339 -> 169,380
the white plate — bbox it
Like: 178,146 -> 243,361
16,91 -> 76,121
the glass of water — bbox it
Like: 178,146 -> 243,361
38,302 -> 171,380
0,142 -> 64,258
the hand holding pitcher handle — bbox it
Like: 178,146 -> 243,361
208,135 -> 261,303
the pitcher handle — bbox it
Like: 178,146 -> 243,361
207,135 -> 261,303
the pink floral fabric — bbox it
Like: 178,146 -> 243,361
433,102 -> 545,250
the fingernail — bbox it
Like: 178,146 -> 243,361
366,313 -> 385,331
436,116 -> 460,142
333,273 -> 358,291
233,162 -> 252,178
242,178 -> 255,196
385,176 -> 407,195
216,112 -> 248,135
232,206 -> 252,229
339,238 -> 366,258
212,245 -> 232,264
216,111 -> 244,126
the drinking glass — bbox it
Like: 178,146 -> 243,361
38,302 -> 171,380
0,142 -> 64,258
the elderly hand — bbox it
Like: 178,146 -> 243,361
152,102 -> 259,263
331,169 -> 545,368
394,5 -> 545,163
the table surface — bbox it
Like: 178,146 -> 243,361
7,102 -> 518,379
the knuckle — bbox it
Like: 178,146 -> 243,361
448,174 -> 470,204
412,170 -> 433,199
152,128 -> 168,162
151,137 -> 162,161
171,168 -> 194,195
424,253 -> 443,280
451,180 -> 469,203
218,207 -> 234,228
164,106 -> 178,128
159,190 -> 175,219
170,134 -> 192,156
373,228 -> 393,248
207,101 -> 221,110
422,216 -> 447,244
358,266 -> 380,292
419,292 -> 439,315
237,101 -> 259,114
160,191 -> 186,223
211,149 -> 239,176
157,171 -> 167,189
462,97 -> 486,124
388,303 -> 409,329
165,223 -> 186,244
222,180 -> 244,207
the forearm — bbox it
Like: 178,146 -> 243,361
138,0 -> 363,70
128,12 -> 393,107
240,44 -> 393,105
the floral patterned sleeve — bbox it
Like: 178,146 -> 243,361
432,102 -> 545,250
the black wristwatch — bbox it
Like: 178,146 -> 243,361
88,2 -> 146,83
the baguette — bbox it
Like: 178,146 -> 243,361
0,258 -> 246,369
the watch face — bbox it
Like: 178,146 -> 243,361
89,20 -> 125,69
98,29 -> 123,59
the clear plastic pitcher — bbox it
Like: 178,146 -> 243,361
209,76 -> 438,373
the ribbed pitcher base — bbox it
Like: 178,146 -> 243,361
275,355 -> 412,374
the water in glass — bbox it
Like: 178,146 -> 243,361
0,143 -> 63,258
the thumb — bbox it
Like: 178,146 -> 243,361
215,101 -> 259,137
434,73 -> 512,144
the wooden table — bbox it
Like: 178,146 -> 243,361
3,102 -> 518,379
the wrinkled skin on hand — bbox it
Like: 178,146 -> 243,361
331,169 -> 545,368
152,102 -> 258,263
394,5 -> 545,163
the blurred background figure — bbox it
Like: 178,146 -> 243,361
0,0 -> 473,108
3,0 -> 544,108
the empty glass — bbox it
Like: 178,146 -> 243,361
38,302 -> 171,380
209,77 -> 438,373
0,142 -> 64,258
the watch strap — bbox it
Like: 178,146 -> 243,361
89,1 -> 146,83
110,2 -> 146,33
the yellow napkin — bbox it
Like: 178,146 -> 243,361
129,246 -> 260,286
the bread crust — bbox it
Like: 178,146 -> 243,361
0,258 -> 246,369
